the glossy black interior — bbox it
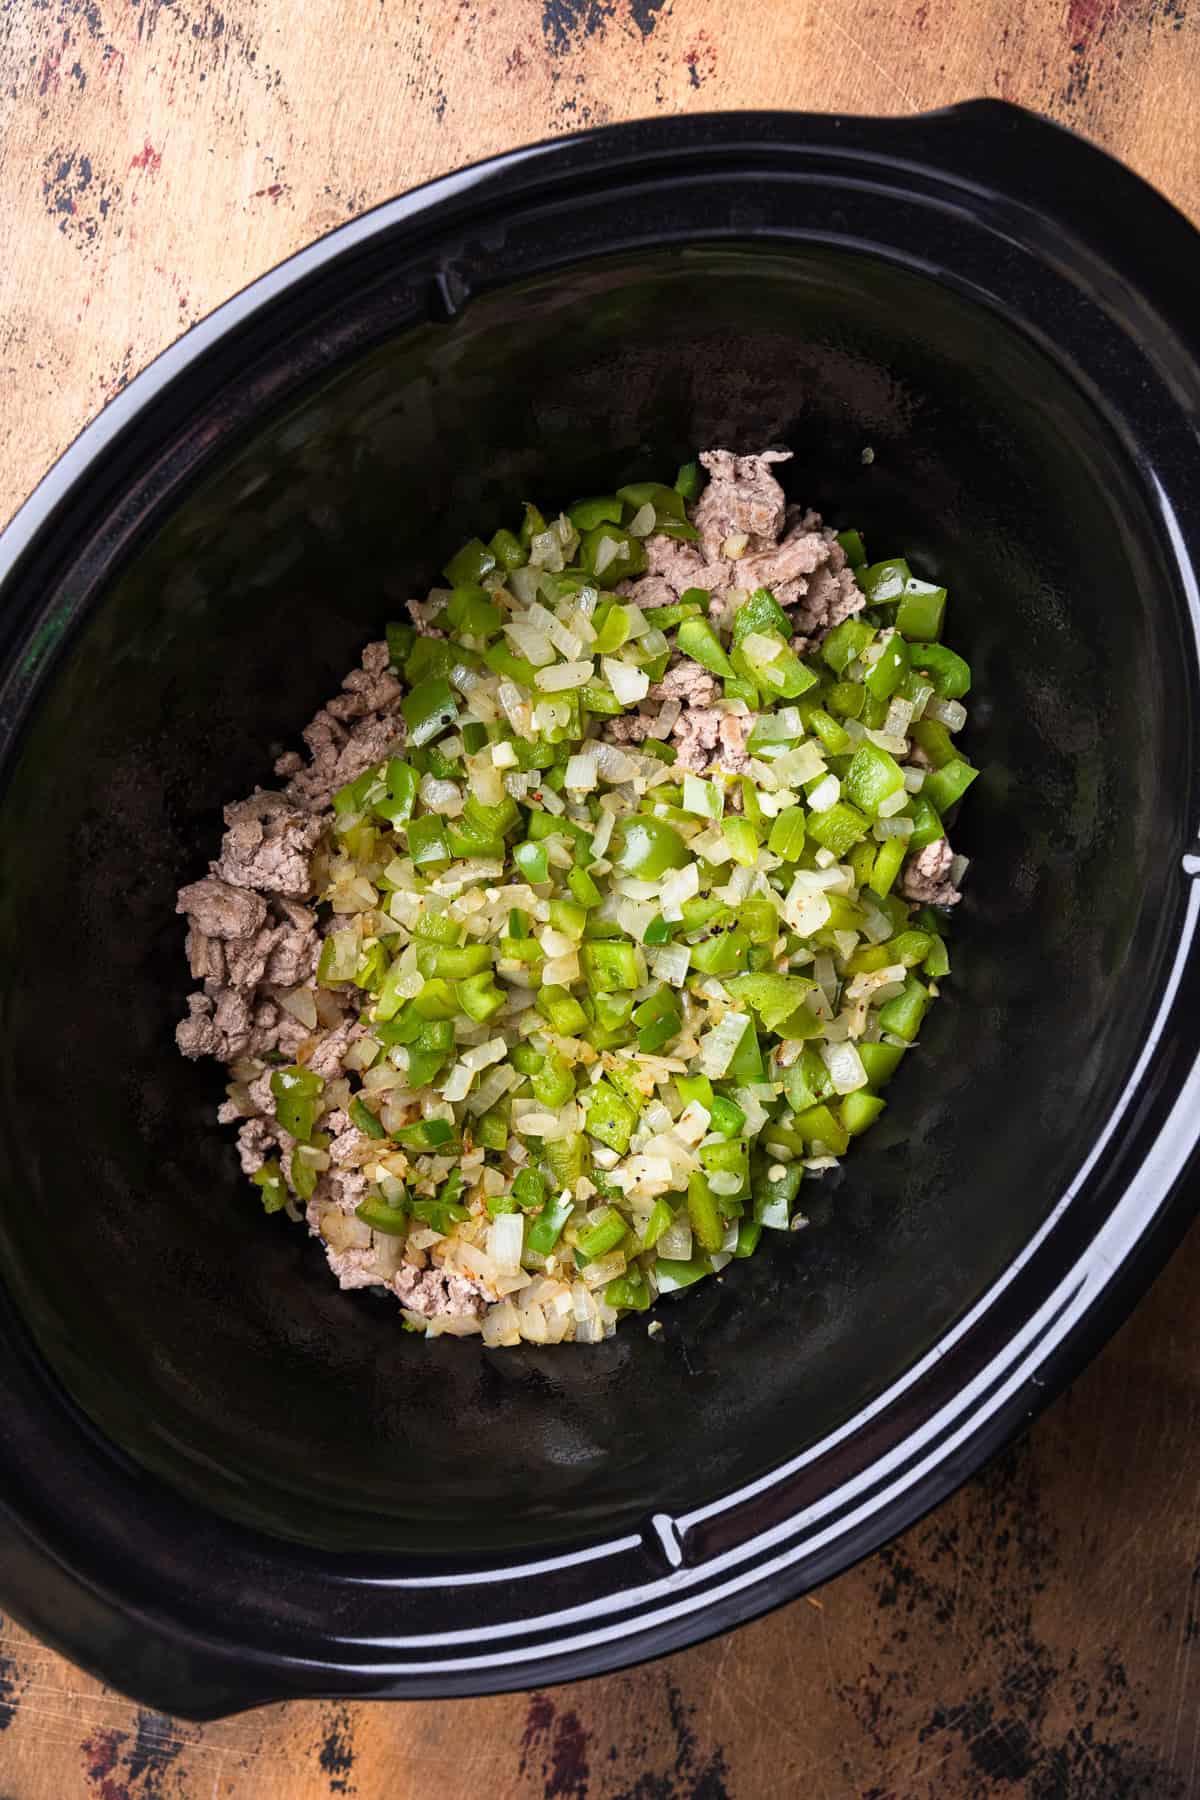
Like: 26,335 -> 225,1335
0,243 -> 1189,1554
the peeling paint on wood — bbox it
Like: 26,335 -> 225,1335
1,3 -> 1200,1795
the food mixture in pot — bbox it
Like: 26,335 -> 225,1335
176,448 -> 977,1344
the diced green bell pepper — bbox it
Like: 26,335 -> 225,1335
524,1193 -> 575,1258
513,839 -> 550,884
569,495 -> 624,531
864,632 -> 910,701
708,1093 -> 746,1137
676,616 -> 735,678
641,1196 -> 676,1250
610,815 -> 689,878
857,1042 -> 906,1087
734,1217 -> 763,1258
394,1117 -> 457,1151
655,1256 -> 712,1293
792,1103 -> 850,1155
402,676 -> 458,748
725,971 -> 814,1032
806,801 -> 869,856
877,974 -> 931,1041
457,972 -> 506,1022
905,792 -> 945,852
895,581 -> 947,641
348,1097 -> 387,1140
604,1269 -> 651,1311
270,1066 -> 324,1141
675,459 -> 704,501
868,833 -> 908,897
924,758 -> 978,814
442,536 -> 496,586
911,642 -> 971,697
446,585 -> 501,637
575,1205 -> 628,1259
355,1195 -> 409,1234
578,524 -> 647,589
844,742 -> 906,817
687,1172 -> 726,1252
634,988 -> 682,1053
822,617 -> 875,674
690,930 -> 750,976
489,526 -> 527,571
582,1080 -> 638,1153
251,1159 -> 288,1214
841,1091 -> 886,1135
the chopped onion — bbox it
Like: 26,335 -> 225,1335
821,1040 -> 869,1094
807,773 -> 841,813
498,679 -> 533,737
627,502 -> 656,537
660,861 -> 700,920
649,943 -> 691,987
884,697 -> 915,738
535,659 -> 594,693
279,986 -> 318,1029
646,698 -> 681,738
593,742 -> 640,783
591,808 -> 616,856
771,742 -> 827,786
742,631 -> 784,664
505,619 -> 556,666
419,775 -> 463,816
874,816 -> 914,840
657,1211 -> 694,1261
592,532 -> 625,577
926,697 -> 968,731
698,1010 -> 751,1079
603,657 -> 650,704
563,752 -> 597,793
487,1212 -> 524,1272
877,786 -> 910,819
783,882 -> 832,938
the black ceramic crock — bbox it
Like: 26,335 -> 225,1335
0,102 -> 1198,1718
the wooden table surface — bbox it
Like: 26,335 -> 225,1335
3,2 -> 1200,1795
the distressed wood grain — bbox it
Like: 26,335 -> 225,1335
2,1 -> 1200,1795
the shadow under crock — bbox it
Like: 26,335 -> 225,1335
0,246 -> 1187,1553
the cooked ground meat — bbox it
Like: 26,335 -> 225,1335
672,707 -> 723,774
325,1244 -> 394,1291
215,792 -> 323,898
307,1017 -> 363,1079
616,573 -> 679,610
395,1265 -> 488,1321
176,876 -> 267,940
716,712 -> 752,774
900,837 -> 962,907
275,641 -> 407,809
176,989 -> 256,1062
642,533 -> 711,593
649,661 -> 720,709
694,448 -> 791,560
620,451 -> 864,651
602,713 -> 657,745
263,900 -> 321,987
